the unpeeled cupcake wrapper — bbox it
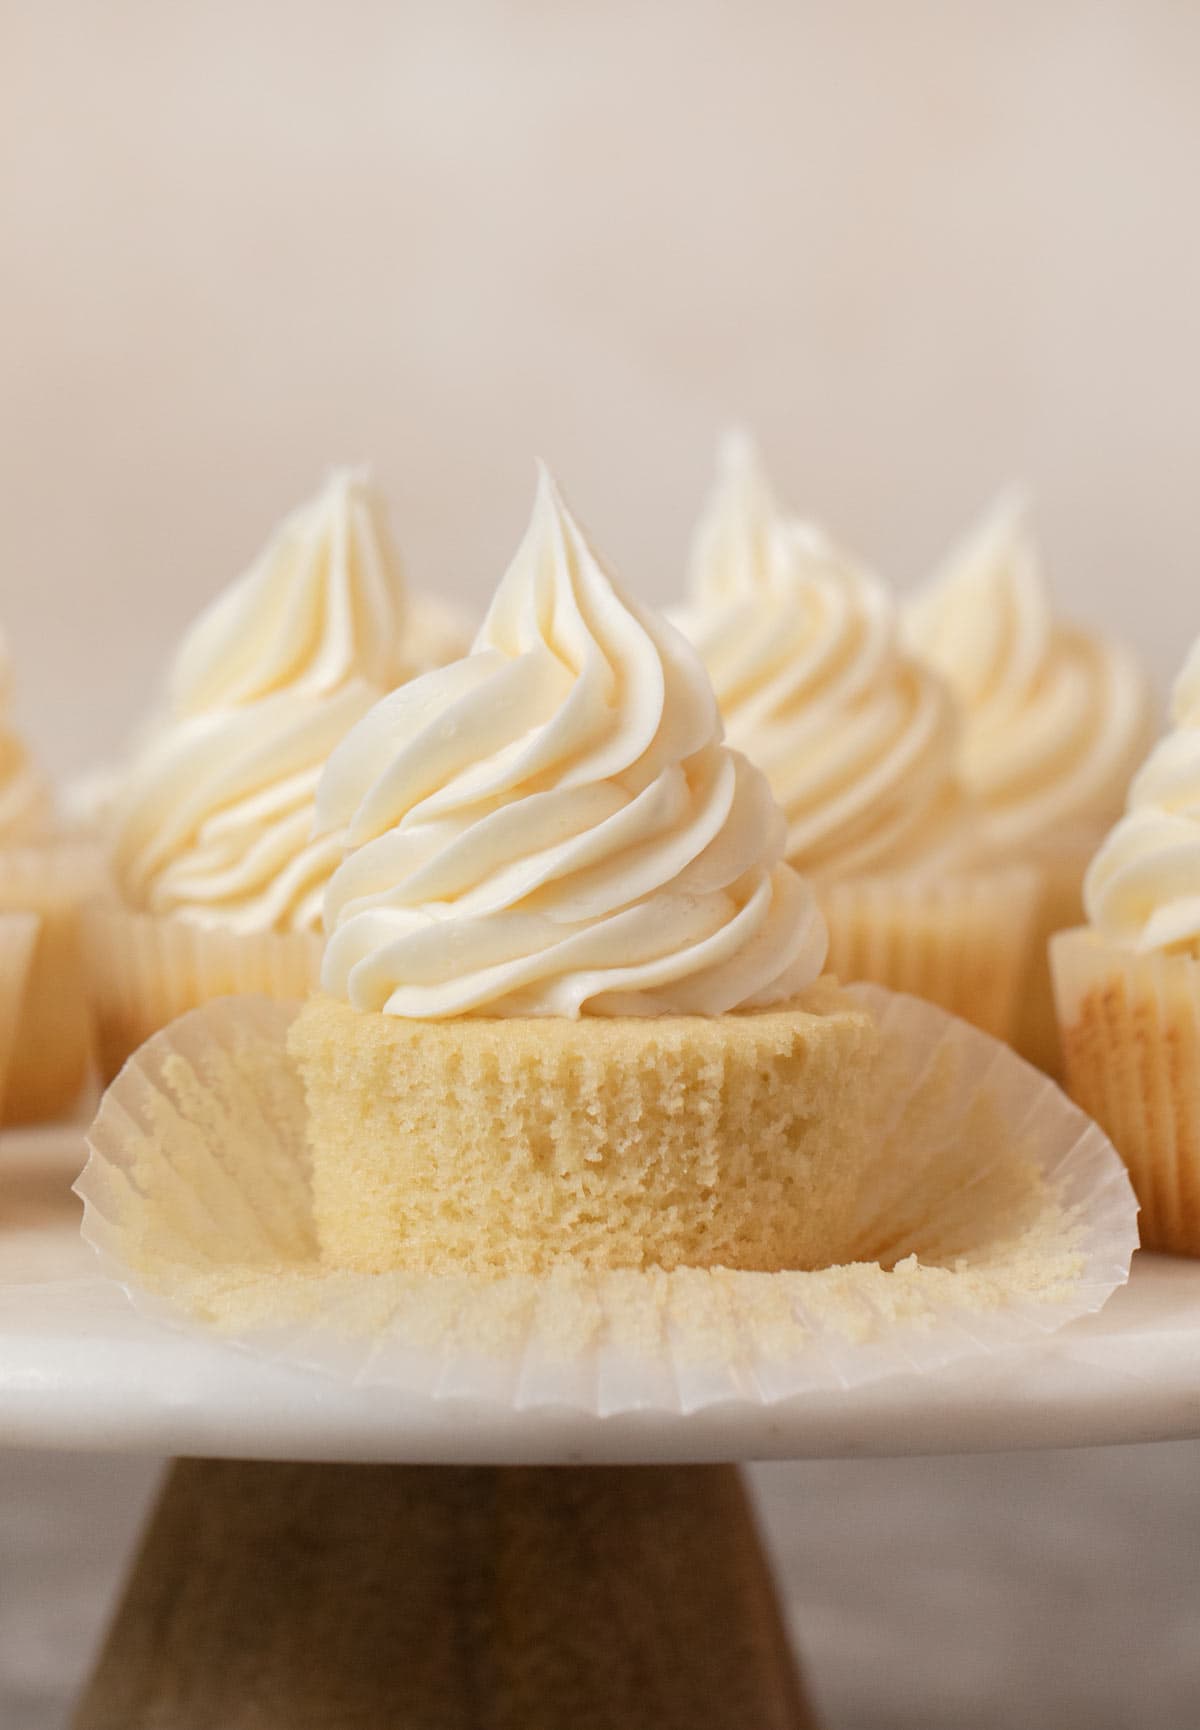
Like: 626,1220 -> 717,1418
1011,831 -> 1102,1076
0,841 -> 106,1124
820,865 -> 1042,1043
1052,929 -> 1200,1257
0,912 -> 41,1119
81,904 -> 323,1085
74,983 -> 1137,1416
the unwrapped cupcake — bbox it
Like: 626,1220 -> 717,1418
290,467 -> 876,1275
0,631 -> 102,1122
906,495 -> 1153,1070
673,435 -> 1040,1041
84,470 -> 471,1081
77,469 -> 1141,1408
1052,633 -> 1200,1255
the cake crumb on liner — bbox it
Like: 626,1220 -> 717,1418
75,984 -> 1138,1416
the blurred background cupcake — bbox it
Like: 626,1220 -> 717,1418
84,469 -> 472,1081
1053,633 -> 1200,1255
0,632 -> 102,1123
674,434 -> 1041,1040
906,495 -> 1154,1072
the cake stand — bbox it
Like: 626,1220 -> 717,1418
5,1126 -> 1198,1728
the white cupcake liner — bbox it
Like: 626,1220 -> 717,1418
820,864 -> 1043,1042
81,903 -> 323,1083
74,985 -> 1138,1416
0,841 -> 106,1123
0,912 -> 40,1118
1052,929 -> 1200,1254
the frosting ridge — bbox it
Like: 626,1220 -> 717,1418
316,468 -> 828,1017
1085,638 -> 1200,954
680,436 -> 961,879
110,471 -> 437,932
0,631 -> 53,842
905,494 -> 1153,856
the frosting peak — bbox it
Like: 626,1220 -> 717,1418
170,470 -> 409,714
1085,639 -> 1200,954
109,471 -> 436,933
316,469 -> 828,1017
905,495 -> 1153,856
680,438 -> 961,880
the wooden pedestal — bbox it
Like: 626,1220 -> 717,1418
73,1459 -> 814,1728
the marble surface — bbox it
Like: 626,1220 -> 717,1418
3,1445 -> 1199,1730
3,1126 -> 1200,1723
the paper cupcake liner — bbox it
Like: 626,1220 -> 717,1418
1052,929 -> 1200,1256
0,912 -> 40,1120
0,841 -> 106,1124
1009,842 -> 1094,1076
81,905 -> 323,1084
74,984 -> 1137,1416
820,866 -> 1042,1042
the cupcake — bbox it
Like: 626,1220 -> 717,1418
0,912 -> 41,1120
672,435 -> 1040,1042
85,469 -> 469,1081
1053,634 -> 1200,1254
0,633 -> 103,1122
906,494 -> 1153,1069
288,468 -> 878,1276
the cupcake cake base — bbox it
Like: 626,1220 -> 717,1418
289,981 -> 878,1277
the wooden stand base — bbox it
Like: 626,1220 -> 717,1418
73,1460 -> 814,1729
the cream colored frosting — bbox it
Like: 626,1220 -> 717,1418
171,470 -> 412,712
316,468 -> 828,1017
905,494 -> 1153,858
1084,637 -> 1200,954
112,683 -> 378,933
679,435 -> 962,880
111,471 -> 437,933
0,632 -> 53,842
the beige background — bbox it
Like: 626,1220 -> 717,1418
4,6 -> 1200,1726
3,0 -> 1198,778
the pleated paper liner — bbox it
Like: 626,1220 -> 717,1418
1052,929 -> 1200,1257
0,841 -> 106,1124
81,904 -> 323,1085
0,912 -> 40,1120
820,865 -> 1042,1043
1012,835 -> 1099,1076
75,983 -> 1137,1415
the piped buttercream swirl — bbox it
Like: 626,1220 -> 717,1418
110,471 -> 437,933
1084,638 -> 1200,954
905,494 -> 1152,857
678,435 -> 961,880
0,631 -> 53,842
315,469 -> 828,1017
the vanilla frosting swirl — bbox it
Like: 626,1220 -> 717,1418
679,436 -> 961,880
112,682 -> 378,933
0,632 -> 53,842
110,471 -> 432,933
171,471 -> 413,712
316,470 -> 828,1017
1084,638 -> 1200,953
905,495 -> 1152,857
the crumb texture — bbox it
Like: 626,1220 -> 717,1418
289,983 -> 879,1276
